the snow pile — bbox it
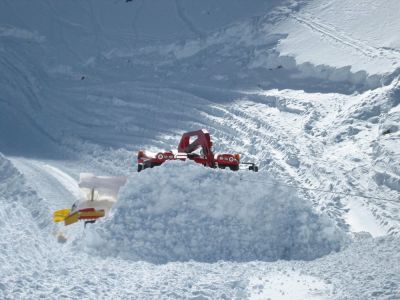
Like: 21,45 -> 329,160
84,161 -> 346,263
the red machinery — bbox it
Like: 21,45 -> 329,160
137,129 -> 258,172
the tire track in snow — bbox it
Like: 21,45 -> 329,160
293,13 -> 400,61
197,92 -> 393,235
174,0 -> 204,39
201,101 -> 306,183
10,158 -> 78,211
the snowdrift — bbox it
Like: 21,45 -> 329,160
84,162 -> 346,263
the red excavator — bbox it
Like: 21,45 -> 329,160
137,129 -> 258,172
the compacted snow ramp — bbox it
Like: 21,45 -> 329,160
84,162 -> 346,263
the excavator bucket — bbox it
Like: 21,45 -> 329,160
53,209 -> 71,222
64,212 -> 79,226
63,209 -> 105,226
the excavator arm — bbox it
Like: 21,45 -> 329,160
177,129 -> 215,167
137,129 -> 258,172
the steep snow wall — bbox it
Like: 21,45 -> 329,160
0,153 -> 54,299
0,153 -> 51,229
84,162 -> 346,263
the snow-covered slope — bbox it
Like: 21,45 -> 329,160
276,0 -> 400,77
0,0 -> 399,299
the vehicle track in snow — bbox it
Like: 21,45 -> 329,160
10,158 -> 79,213
200,97 -> 350,226
174,0 -> 204,39
293,13 -> 400,62
195,88 -> 396,235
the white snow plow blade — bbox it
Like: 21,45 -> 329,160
53,173 -> 127,226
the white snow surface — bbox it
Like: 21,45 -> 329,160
1,0 -> 400,299
248,271 -> 332,300
276,0 -> 400,77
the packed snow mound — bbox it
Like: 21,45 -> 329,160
84,161 -> 346,263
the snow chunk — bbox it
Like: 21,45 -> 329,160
84,161 -> 346,263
